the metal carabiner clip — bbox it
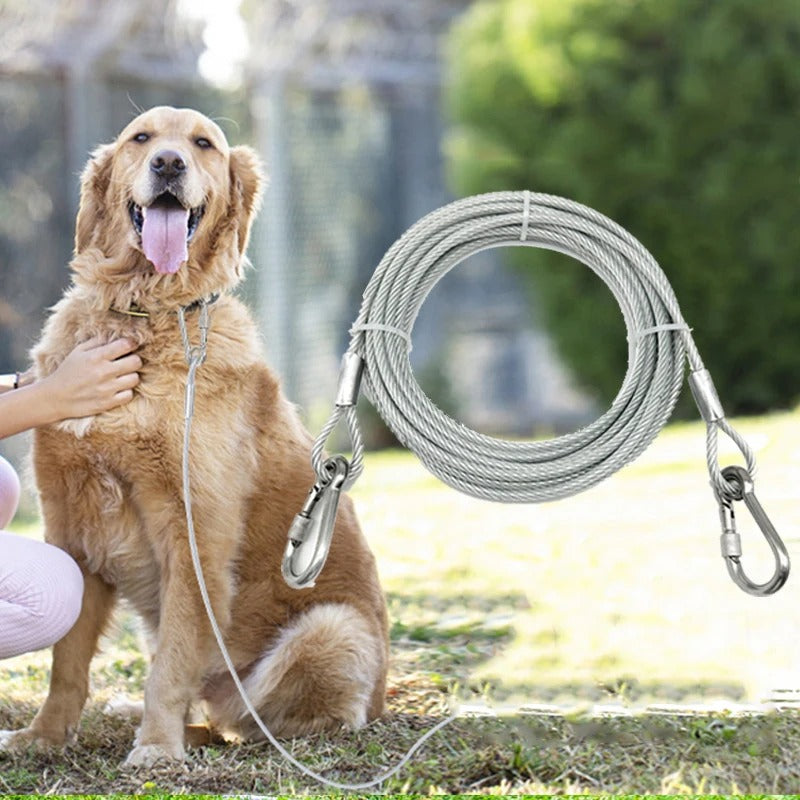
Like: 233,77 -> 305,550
282,455 -> 349,590
717,465 -> 790,596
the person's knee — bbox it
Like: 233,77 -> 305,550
0,535 -> 85,658
21,541 -> 86,644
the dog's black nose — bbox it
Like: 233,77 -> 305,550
150,149 -> 186,179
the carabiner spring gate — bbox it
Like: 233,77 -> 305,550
282,455 -> 350,590
717,465 -> 790,597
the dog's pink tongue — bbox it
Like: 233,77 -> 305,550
141,205 -> 190,274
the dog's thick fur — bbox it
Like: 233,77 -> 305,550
2,107 -> 388,766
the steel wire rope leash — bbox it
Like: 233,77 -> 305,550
283,191 -> 790,596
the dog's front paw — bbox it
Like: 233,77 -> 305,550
124,742 -> 185,768
0,726 -> 70,753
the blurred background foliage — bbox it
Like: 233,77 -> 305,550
446,0 -> 800,416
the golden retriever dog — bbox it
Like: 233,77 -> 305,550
1,107 -> 388,766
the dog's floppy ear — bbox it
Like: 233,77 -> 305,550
229,145 -> 265,258
75,143 -> 115,254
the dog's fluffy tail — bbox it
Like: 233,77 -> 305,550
208,602 -> 384,739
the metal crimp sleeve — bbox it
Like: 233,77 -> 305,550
688,368 -> 725,423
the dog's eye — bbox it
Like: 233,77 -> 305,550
133,133 -> 150,143
195,137 -> 213,149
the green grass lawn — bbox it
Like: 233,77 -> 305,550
1,407 -> 799,793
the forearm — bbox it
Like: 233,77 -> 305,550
0,382 -> 60,438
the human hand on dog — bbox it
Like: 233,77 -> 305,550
0,338 -> 142,438
42,337 -> 142,419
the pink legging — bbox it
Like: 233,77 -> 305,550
0,456 -> 84,659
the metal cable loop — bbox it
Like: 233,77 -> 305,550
311,405 -> 364,490
706,418 -> 757,500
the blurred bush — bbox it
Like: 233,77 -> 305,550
445,0 -> 800,416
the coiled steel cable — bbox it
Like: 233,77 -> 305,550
313,191 -> 754,503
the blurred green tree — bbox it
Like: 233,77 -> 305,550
445,0 -> 800,415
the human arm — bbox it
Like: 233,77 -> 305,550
0,337 -> 142,439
